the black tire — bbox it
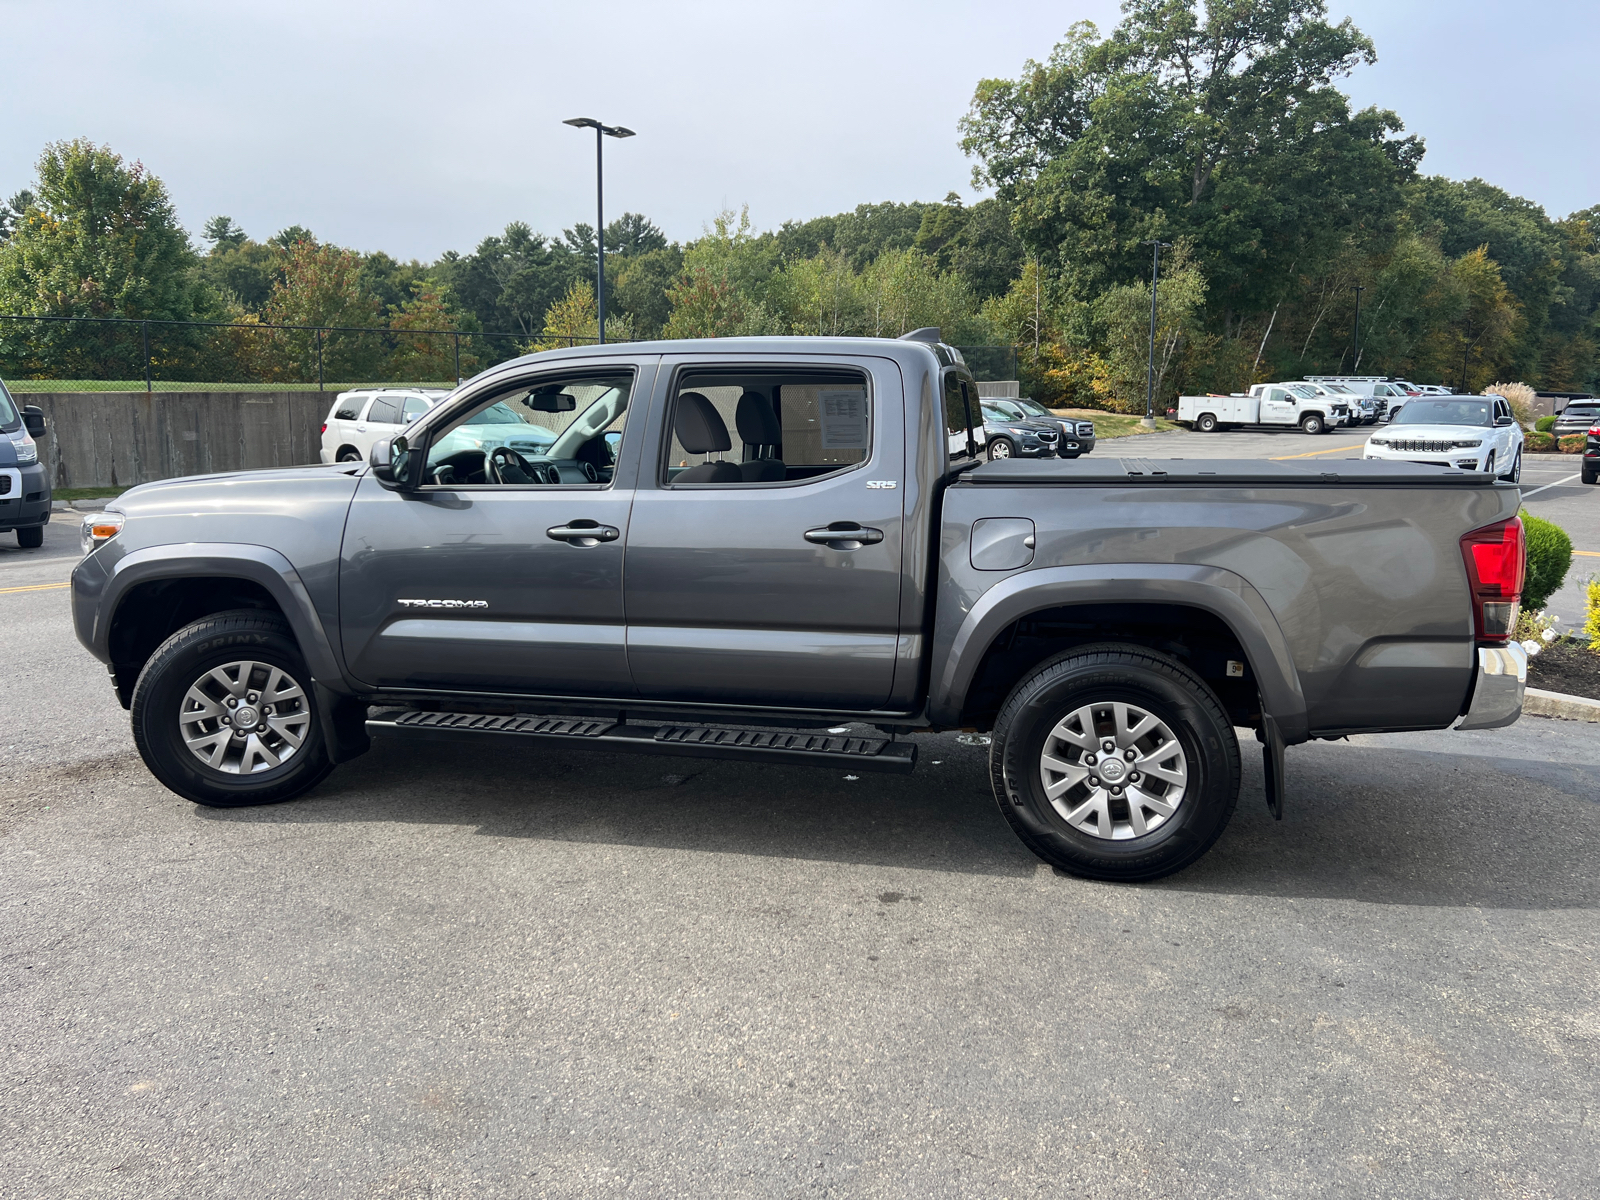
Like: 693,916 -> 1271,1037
16,525 -> 44,548
336,447 -> 362,463
987,437 -> 1015,461
989,643 -> 1241,882
1196,413 -> 1218,433
1582,465 -> 1597,485
1299,413 -> 1325,435
130,610 -> 335,807
1500,449 -> 1521,483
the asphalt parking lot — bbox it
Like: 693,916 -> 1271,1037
3,434 -> 1598,1199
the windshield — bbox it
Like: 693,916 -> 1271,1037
468,401 -> 531,425
1012,398 -> 1053,418
0,379 -> 18,428
1392,399 -> 1494,427
1287,385 -> 1319,399
982,403 -> 1023,423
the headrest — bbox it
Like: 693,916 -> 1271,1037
736,392 -> 783,446
674,392 -> 731,454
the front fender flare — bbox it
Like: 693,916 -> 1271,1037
929,563 -> 1308,743
88,542 -> 345,689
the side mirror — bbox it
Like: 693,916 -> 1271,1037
22,405 -> 46,439
369,435 -> 419,490
1496,416 -> 1513,427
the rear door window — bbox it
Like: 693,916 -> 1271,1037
367,397 -> 401,424
663,367 -> 873,486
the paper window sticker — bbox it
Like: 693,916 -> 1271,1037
818,388 -> 869,449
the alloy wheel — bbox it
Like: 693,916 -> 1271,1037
1038,700 -> 1189,840
178,659 -> 312,774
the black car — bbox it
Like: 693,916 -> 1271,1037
1583,418 -> 1599,485
981,398 -> 1097,459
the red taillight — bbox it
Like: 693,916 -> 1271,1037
1459,516 -> 1525,642
320,423 -> 327,434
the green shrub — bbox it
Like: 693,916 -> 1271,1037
1535,415 -> 1557,432
1526,430 -> 1555,451
1559,434 -> 1586,453
1522,511 -> 1573,611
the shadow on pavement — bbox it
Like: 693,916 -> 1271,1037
1165,741 -> 1600,910
194,733 -> 1041,879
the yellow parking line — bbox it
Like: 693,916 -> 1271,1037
1270,443 -> 1367,460
1574,550 -> 1600,558
0,581 -> 70,594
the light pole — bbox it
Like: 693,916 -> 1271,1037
563,117 -> 635,345
1142,239 -> 1172,429
1350,284 -> 1365,372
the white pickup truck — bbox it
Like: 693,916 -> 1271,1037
1176,383 -> 1352,435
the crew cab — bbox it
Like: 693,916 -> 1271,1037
72,334 -> 1528,882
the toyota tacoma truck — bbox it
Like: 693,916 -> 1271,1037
71,333 -> 1528,881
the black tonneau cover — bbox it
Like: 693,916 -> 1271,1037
964,457 -> 1499,487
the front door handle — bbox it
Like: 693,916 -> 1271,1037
547,520 -> 620,547
804,522 -> 884,550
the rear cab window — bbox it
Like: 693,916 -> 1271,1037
662,367 -> 873,487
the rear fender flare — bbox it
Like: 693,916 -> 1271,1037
929,563 -> 1308,742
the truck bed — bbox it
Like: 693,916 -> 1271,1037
962,457 -> 1500,487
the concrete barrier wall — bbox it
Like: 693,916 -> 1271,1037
25,391 -> 331,489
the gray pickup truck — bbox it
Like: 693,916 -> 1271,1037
71,334 -> 1529,881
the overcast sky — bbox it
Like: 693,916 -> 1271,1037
5,1 -> 1596,261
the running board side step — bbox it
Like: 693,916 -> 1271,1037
365,710 -> 917,774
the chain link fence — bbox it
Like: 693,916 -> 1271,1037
0,314 -> 1019,393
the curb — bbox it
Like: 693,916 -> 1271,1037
1524,687 -> 1600,722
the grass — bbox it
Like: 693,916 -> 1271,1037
53,486 -> 131,501
7,380 -> 454,393
1050,408 -> 1179,438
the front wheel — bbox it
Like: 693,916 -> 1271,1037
16,525 -> 44,548
989,644 -> 1241,882
987,438 -> 1015,461
1500,449 -> 1521,483
1300,414 -> 1325,435
130,610 -> 335,807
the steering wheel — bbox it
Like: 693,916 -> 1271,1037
488,446 -> 539,485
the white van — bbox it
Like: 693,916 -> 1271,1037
320,389 -> 450,463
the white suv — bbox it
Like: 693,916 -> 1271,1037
1364,394 -> 1525,482
320,389 -> 450,464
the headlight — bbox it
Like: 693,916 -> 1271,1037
1452,439 -> 1483,448
1368,437 -> 1389,447
80,510 -> 124,556
12,432 -> 37,464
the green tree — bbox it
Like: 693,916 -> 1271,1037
610,244 -> 683,337
0,139 -> 209,379
254,239 -> 381,382
388,284 -> 470,382
534,279 -> 634,349
961,5 -> 1420,319
1093,243 -> 1209,412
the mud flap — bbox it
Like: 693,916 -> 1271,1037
1258,714 -> 1285,820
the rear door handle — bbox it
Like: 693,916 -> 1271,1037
804,523 -> 884,549
547,521 -> 620,546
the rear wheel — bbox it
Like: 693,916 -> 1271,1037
130,610 -> 335,807
1195,413 -> 1219,433
1299,413 -> 1325,435
1582,464 -> 1597,485
987,437 -> 1015,461
336,447 -> 362,463
989,644 -> 1241,882
16,525 -> 44,548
